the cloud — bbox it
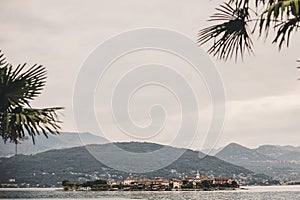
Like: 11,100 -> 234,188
220,94 -> 300,148
0,0 -> 299,148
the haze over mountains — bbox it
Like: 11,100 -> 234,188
215,143 -> 300,182
0,132 -> 108,157
1,132 -> 299,185
256,145 -> 300,161
0,142 -> 276,187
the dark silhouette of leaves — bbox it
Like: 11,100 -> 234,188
199,0 -> 300,60
0,51 -> 63,144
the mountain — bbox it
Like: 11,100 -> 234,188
255,145 -> 300,163
216,143 -> 272,161
0,132 -> 108,157
0,142 -> 276,187
216,143 -> 300,181
201,146 -> 224,156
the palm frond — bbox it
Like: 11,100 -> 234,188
0,106 -> 63,144
0,52 -> 46,111
0,50 -> 63,144
259,0 -> 300,48
273,17 -> 299,48
198,2 -> 253,61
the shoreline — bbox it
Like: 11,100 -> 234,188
2,185 -> 300,192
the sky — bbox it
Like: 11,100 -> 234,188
1,0 -> 300,150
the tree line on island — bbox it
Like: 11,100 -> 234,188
62,175 -> 239,191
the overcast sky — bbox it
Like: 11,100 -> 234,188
1,0 -> 300,150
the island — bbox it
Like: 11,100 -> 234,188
62,171 -> 239,191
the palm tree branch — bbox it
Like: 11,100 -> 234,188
198,2 -> 253,61
0,106 -> 63,144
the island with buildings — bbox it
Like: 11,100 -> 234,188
62,171 -> 239,191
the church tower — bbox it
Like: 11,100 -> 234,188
196,170 -> 200,178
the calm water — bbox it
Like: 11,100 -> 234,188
1,186 -> 300,200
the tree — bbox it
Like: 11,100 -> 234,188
0,51 -> 63,153
231,180 -> 239,188
201,180 -> 212,189
198,0 -> 300,61
62,180 -> 71,187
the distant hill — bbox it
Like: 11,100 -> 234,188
255,145 -> 300,162
201,146 -> 224,156
0,142 -> 276,187
0,132 -> 108,157
216,143 -> 300,181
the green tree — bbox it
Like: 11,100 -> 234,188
201,180 -> 212,189
82,179 -> 108,187
198,0 -> 300,61
231,180 -> 239,188
62,180 -> 70,187
0,51 -> 63,153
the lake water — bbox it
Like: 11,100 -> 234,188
1,185 -> 300,199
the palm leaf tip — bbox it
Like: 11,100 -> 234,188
259,0 -> 300,49
198,2 -> 254,61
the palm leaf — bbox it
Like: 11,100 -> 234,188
0,62 -> 46,110
259,0 -> 300,49
198,2 -> 253,60
0,106 -> 63,144
0,50 -> 63,144
199,0 -> 300,60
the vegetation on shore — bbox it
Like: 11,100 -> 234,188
62,177 -> 239,191
0,143 -> 278,187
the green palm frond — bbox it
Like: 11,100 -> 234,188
0,52 -> 46,111
273,17 -> 299,48
259,0 -> 300,49
0,50 -> 63,144
0,106 -> 63,144
297,59 -> 300,80
199,0 -> 300,60
197,2 -> 253,61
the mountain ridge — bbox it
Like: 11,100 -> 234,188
0,132 -> 108,157
215,143 -> 300,182
0,142 -> 277,187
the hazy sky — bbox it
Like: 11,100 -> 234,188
1,0 -> 299,149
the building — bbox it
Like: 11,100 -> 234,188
122,178 -> 136,185
170,178 -> 183,189
121,172 -> 236,190
213,178 -> 233,185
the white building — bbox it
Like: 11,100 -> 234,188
122,178 -> 136,185
170,178 -> 182,189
